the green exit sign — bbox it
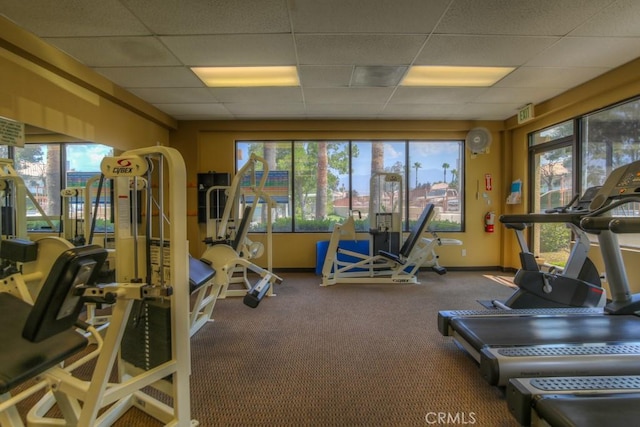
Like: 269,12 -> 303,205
518,103 -> 534,124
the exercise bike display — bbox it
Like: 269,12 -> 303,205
497,186 -> 606,309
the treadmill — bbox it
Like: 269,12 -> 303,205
439,160 -> 640,386
437,189 -> 607,340
506,216 -> 640,426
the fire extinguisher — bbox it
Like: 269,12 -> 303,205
484,211 -> 495,233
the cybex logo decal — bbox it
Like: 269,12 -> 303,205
113,158 -> 133,174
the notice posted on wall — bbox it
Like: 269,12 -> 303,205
0,117 -> 25,147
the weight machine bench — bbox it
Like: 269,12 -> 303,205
0,245 -> 107,426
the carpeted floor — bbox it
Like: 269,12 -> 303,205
16,270 -> 520,426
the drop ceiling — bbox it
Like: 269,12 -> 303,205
2,0 -> 640,121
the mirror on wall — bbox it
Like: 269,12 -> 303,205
0,119 -> 114,241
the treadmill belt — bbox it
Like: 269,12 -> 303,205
450,315 -> 640,351
535,393 -> 640,427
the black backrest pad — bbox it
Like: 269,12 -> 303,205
22,245 -> 108,343
399,204 -> 435,257
189,255 -> 216,293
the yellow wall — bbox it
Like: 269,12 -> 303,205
171,120 -> 506,269
0,16 -> 174,150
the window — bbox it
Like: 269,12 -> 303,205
581,98 -> 640,248
14,143 -> 62,232
529,123 -> 574,267
528,96 -> 640,252
236,140 -> 463,233
0,143 -> 113,237
65,144 -> 115,237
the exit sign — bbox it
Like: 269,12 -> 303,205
517,103 -> 534,124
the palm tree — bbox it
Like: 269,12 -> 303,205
413,162 -> 422,188
442,162 -> 450,183
370,142 -> 385,215
316,141 -> 328,219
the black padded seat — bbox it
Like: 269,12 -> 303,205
0,245 -> 107,394
189,255 -> 216,294
0,293 -> 87,394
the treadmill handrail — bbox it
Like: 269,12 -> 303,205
500,212 -> 587,226
610,217 -> 640,234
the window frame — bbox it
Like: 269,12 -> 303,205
236,139 -> 465,234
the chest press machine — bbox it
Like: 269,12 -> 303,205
0,146 -> 197,427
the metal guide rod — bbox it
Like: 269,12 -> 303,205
158,153 -> 166,288
132,175 -> 140,280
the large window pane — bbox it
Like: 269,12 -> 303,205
237,141 -> 293,232
14,144 -> 61,232
531,145 -> 573,266
581,99 -> 640,248
530,121 -> 573,146
351,141 -> 405,232
409,141 -> 463,231
293,141 -> 350,232
65,144 -> 114,240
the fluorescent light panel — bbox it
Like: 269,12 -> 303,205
402,66 -> 514,87
192,66 -> 299,87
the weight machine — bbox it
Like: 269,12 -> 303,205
0,158 -> 76,303
321,202 -> 460,286
11,146 -> 197,426
200,153 -> 281,307
321,172 -> 460,286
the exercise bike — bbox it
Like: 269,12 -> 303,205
496,186 -> 606,309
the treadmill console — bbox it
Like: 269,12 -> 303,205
590,160 -> 640,210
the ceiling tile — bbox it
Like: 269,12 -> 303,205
494,66 -> 610,88
93,67 -> 204,88
526,37 -> 640,67
298,66 -> 354,87
304,87 -> 395,104
153,103 -> 231,117
390,87 -> 487,104
415,35 -> 559,66
473,87 -> 562,104
122,0 -> 290,34
380,103 -> 462,118
209,87 -> 303,103
295,34 -> 427,65
290,0 -> 450,34
305,104 -> 385,118
571,0 -> 640,36
2,0 -> 640,121
160,34 -> 296,66
128,88 -> 219,104
43,36 -> 180,67
454,102 -> 523,120
224,103 -> 306,117
0,0 -> 148,37
435,0 -> 610,36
